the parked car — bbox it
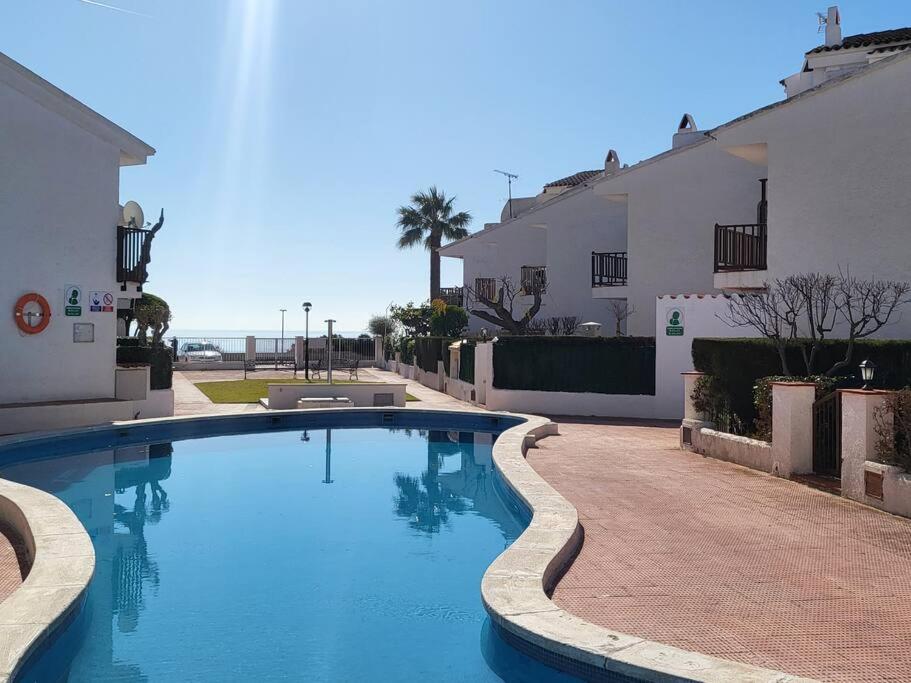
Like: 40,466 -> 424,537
178,342 -> 223,363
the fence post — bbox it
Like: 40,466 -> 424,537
680,371 -> 708,450
373,335 -> 384,368
771,381 -> 816,477
245,336 -> 256,367
840,389 -> 891,504
294,336 -> 305,370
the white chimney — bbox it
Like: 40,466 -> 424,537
672,113 -> 703,149
604,149 -> 620,174
825,6 -> 841,47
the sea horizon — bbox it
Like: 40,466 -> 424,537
167,328 -> 371,340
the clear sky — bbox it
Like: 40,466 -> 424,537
2,1 -> 907,333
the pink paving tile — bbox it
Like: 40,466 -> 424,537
527,419 -> 911,683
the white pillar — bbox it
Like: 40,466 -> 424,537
245,336 -> 256,365
841,389 -> 890,504
294,336 -> 305,369
373,335 -> 384,368
681,372 -> 706,421
771,382 -> 816,477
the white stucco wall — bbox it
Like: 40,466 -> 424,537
0,81 -> 125,403
714,52 -> 911,337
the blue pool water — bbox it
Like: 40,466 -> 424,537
0,418 -> 578,682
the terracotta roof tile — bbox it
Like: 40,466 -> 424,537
807,27 -> 911,54
543,169 -> 602,188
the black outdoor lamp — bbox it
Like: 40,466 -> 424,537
303,301 -> 312,380
860,359 -> 876,390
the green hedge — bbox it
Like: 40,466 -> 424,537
692,338 -> 911,426
116,342 -> 173,390
493,336 -> 655,395
459,341 -> 476,384
398,337 -> 415,365
415,337 -> 452,374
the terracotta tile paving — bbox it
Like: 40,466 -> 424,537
0,522 -> 26,604
526,418 -> 911,683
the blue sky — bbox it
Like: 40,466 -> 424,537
3,1 -> 907,333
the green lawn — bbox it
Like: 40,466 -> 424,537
195,378 -> 419,404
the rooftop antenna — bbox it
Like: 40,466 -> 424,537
493,169 -> 518,219
816,11 -> 827,32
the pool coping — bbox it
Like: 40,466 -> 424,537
484,414 -> 817,683
0,479 -> 94,683
0,408 -> 814,682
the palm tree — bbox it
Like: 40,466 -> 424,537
396,186 -> 472,301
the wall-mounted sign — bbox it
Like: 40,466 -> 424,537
73,322 -> 94,343
89,290 -> 114,313
64,285 -> 82,316
665,307 -> 684,336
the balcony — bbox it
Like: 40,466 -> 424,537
713,223 -> 767,273
592,251 -> 628,287
438,286 -> 464,307
117,225 -> 152,288
520,266 -> 547,295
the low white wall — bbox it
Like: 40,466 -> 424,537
133,388 -> 174,419
415,365 -> 443,392
397,363 -> 415,380
0,399 -> 136,435
863,462 -> 911,518
444,376 -> 476,403
485,387 -> 657,418
115,366 -> 148,401
267,383 -> 407,410
174,361 -> 246,371
689,425 -> 773,473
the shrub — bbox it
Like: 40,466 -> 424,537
398,337 -> 415,365
493,336 -> 655,395
415,337 -> 452,374
116,342 -> 173,390
874,389 -> 911,472
691,374 -> 747,435
692,338 -> 911,427
429,305 -> 468,337
751,375 -> 836,441
459,341 -> 476,384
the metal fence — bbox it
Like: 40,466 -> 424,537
169,336 -> 376,369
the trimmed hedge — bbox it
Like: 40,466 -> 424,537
116,342 -> 173,390
397,337 -> 415,365
692,338 -> 911,426
459,341 -> 476,384
415,337 -> 452,374
493,336 -> 655,395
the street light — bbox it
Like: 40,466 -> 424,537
302,301 -> 312,380
860,359 -> 876,391
279,308 -> 287,368
325,319 -> 337,384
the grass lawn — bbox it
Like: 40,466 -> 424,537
195,379 -> 419,404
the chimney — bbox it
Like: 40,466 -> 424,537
604,149 -> 620,174
672,113 -> 703,149
825,6 -> 841,47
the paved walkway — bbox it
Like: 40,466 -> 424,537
0,523 -> 25,605
527,419 -> 911,683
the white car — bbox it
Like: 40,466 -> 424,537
178,342 -> 223,363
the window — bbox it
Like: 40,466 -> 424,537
474,277 -> 497,301
520,266 -> 547,294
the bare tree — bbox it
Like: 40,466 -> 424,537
559,316 -> 581,336
722,271 -> 911,376
544,317 -> 562,336
606,299 -> 636,337
465,275 -> 543,335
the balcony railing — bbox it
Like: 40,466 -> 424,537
591,251 -> 628,286
117,225 -> 152,285
438,286 -> 464,307
474,277 -> 497,301
714,223 -> 767,273
520,266 -> 547,294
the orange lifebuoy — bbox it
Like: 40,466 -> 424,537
14,293 -> 51,334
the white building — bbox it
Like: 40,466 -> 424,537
0,51 -> 170,433
442,6 -> 911,340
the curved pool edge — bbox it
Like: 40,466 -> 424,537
0,479 -> 95,683
484,415 -> 817,683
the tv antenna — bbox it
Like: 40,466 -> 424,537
493,169 -> 518,219
816,11 -> 827,32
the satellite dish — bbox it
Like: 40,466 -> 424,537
122,200 -> 145,228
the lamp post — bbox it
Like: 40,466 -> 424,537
860,359 -> 876,391
303,302 -> 312,380
326,318 -> 336,384
279,308 -> 287,369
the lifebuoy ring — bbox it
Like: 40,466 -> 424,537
14,293 -> 51,334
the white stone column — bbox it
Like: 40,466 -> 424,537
448,342 -> 461,380
841,389 -> 891,504
771,382 -> 816,477
680,371 -> 707,450
373,335 -> 384,368
245,336 -> 256,365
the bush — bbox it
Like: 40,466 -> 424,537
429,304 -> 468,337
116,342 -> 173,390
459,341 -> 476,384
415,337 -> 452,374
398,337 -> 415,365
875,389 -> 911,472
692,338 -> 911,427
752,375 -> 836,440
493,336 -> 655,395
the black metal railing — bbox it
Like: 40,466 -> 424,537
474,277 -> 497,301
713,223 -> 767,273
591,251 -> 628,286
812,391 -> 842,477
520,266 -> 547,294
117,225 -> 151,284
439,286 -> 464,307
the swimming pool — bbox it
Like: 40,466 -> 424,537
0,411 -> 579,682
